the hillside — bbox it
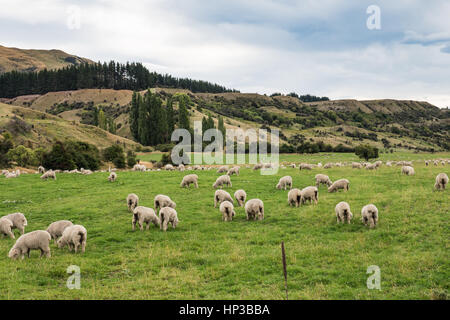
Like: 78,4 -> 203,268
0,102 -> 139,150
0,45 -> 93,74
2,88 -> 449,152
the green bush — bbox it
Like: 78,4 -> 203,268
127,150 -> 137,168
42,141 -> 101,170
355,144 -> 379,161
6,145 -> 38,167
103,145 -> 126,169
0,132 -> 14,168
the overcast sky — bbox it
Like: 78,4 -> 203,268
1,0 -> 449,107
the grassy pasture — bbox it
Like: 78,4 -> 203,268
0,154 -> 448,300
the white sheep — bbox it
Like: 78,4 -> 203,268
245,199 -> 264,221
41,170 -> 56,180
2,213 -> 27,235
227,166 -> 240,176
159,207 -> 179,231
234,190 -> 247,207
165,164 -> 175,171
5,172 -> 17,179
276,176 -> 293,190
0,217 -> 15,239
127,193 -> 139,212
300,187 -> 319,205
46,220 -> 74,241
315,174 -> 332,188
180,174 -> 199,188
217,166 -> 229,173
178,164 -> 186,172
215,190 -> 233,208
299,163 -> 313,170
220,201 -> 236,222
108,172 -> 117,182
328,179 -> 350,193
335,202 -> 353,224
133,164 -> 146,172
132,206 -> 160,231
253,163 -> 263,170
57,225 -> 87,253
38,166 -> 45,174
213,175 -> 232,189
402,166 -> 415,176
154,195 -> 176,212
434,173 -> 449,191
365,163 -> 377,170
8,230 -> 51,259
288,188 -> 302,207
324,163 -> 333,169
352,162 -> 363,169
361,204 -> 379,228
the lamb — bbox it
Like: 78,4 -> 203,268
335,202 -> 353,224
361,204 -> 379,228
315,174 -> 332,188
328,179 -> 350,193
245,199 -> 264,221
108,172 -> 117,182
300,187 -> 319,205
8,230 -> 51,259
3,213 -> 27,235
434,173 -> 449,191
154,195 -> 176,212
132,206 -> 160,231
217,166 -> 229,173
215,190 -> 233,208
287,188 -> 302,207
57,225 -> 87,253
234,190 -> 247,207
276,176 -> 293,190
402,166 -> 415,176
38,166 -> 46,174
40,170 -> 56,180
127,193 -> 139,212
159,207 -> 179,231
180,174 -> 199,188
220,201 -> 236,222
213,175 -> 232,189
46,220 -> 74,241
0,217 -> 15,239
227,166 -> 240,176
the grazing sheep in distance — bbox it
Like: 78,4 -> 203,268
215,190 -> 233,208
127,193 -> 139,212
46,220 -> 74,241
9,230 -> 52,259
300,187 -> 318,205
234,190 -> 247,207
213,175 -> 232,189
299,163 -> 313,170
276,176 -> 293,190
41,170 -> 56,180
335,202 -> 353,224
374,161 -> 383,168
159,207 -> 179,231
193,165 -> 202,171
386,161 -> 393,167
108,172 -> 117,182
178,164 -> 185,172
181,174 -> 199,188
288,189 -> 302,207
324,163 -> 333,169
57,225 -> 87,253
154,195 -> 176,212
402,166 -> 415,176
2,213 -> 27,235
366,163 -> 377,170
328,179 -> 350,193
217,166 -> 229,173
361,204 -> 379,228
227,166 -> 240,176
352,162 -> 363,169
315,174 -> 332,188
132,206 -> 160,231
434,173 -> 449,191
164,164 -> 175,171
133,164 -> 146,172
245,199 -> 264,221
5,172 -> 17,179
0,217 -> 15,239
425,160 -> 430,166
253,163 -> 263,170
220,201 -> 236,222
38,166 -> 45,174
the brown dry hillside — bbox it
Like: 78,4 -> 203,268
0,45 -> 93,73
0,102 -> 139,150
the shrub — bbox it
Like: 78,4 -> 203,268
6,145 -> 38,167
0,132 -> 14,168
103,144 -> 126,169
42,141 -> 76,170
355,144 -> 379,161
127,150 -> 137,168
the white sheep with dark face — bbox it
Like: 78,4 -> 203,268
361,204 -> 379,229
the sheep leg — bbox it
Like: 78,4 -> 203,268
146,221 -> 150,231
81,241 -> 86,253
27,249 -> 31,258
194,182 -> 198,188
6,230 -> 15,239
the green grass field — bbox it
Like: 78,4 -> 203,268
0,153 -> 449,300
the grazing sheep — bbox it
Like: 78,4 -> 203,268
133,164 -> 146,172
328,179 -> 350,193
180,174 -> 199,188
38,166 -> 45,174
374,161 -> 383,168
227,166 -> 240,176
41,170 -> 56,180
159,207 -> 179,231
290,164 -> 297,169
2,169 -> 9,176
253,163 -> 263,170
3,213 -> 27,235
386,161 -> 393,167
245,199 -> 264,221
315,174 -> 332,188
46,220 -> 74,241
300,187 -> 319,205
154,195 -> 176,212
132,206 -> 160,231
8,230 -> 51,259
317,163 -> 323,168
402,166 -> 415,176
165,164 -> 175,171
434,160 -> 439,166
213,175 -> 232,189
178,164 -> 185,172
234,190 -> 247,207
299,163 -> 313,170
57,225 -> 87,253
288,188 -> 302,207
108,172 -> 117,182
366,163 -> 377,170
214,190 -> 233,208
434,173 -> 449,191
220,201 -> 236,222
276,176 -> 293,190
361,204 -> 379,229
0,217 -> 15,239
352,162 -> 363,169
81,169 -> 93,175
193,165 -> 202,171
127,193 -> 139,212
425,160 -> 430,166
324,163 -> 333,169
5,172 -> 17,179
217,166 -> 229,173
335,202 -> 353,224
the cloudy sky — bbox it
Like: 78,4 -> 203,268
1,0 -> 449,107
